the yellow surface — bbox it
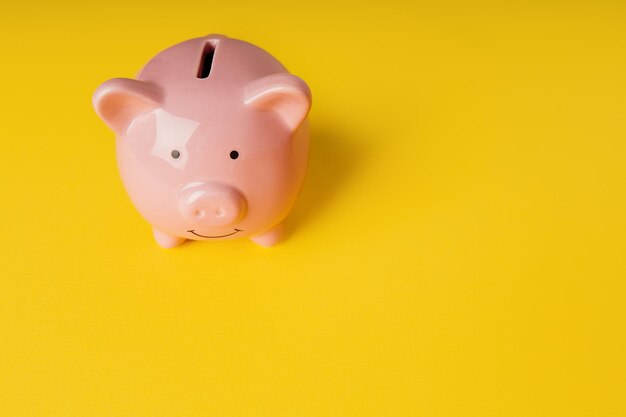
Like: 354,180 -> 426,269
1,1 -> 625,416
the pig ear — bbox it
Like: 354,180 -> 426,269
93,78 -> 162,135
244,73 -> 312,131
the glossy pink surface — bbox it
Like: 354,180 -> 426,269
93,35 -> 311,247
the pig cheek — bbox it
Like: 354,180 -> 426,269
125,112 -> 185,186
125,112 -> 160,173
117,113 -> 183,231
237,145 -> 295,230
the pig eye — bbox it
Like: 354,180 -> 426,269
171,150 -> 181,159
230,150 -> 239,160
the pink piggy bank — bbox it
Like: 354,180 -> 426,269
93,35 -> 312,248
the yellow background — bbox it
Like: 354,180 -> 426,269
1,1 -> 625,415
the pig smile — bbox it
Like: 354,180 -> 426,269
188,229 -> 242,238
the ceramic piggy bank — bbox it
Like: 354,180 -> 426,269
93,35 -> 311,248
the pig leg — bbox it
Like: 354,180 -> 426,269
250,222 -> 284,247
152,227 -> 186,248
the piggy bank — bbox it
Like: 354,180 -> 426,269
93,35 -> 312,248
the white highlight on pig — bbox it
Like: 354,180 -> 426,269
151,109 -> 200,170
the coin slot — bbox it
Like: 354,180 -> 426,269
197,43 -> 215,79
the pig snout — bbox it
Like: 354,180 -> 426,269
178,183 -> 246,228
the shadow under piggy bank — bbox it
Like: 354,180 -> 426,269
285,122 -> 366,240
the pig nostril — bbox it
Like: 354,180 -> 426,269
215,207 -> 225,217
194,209 -> 205,219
